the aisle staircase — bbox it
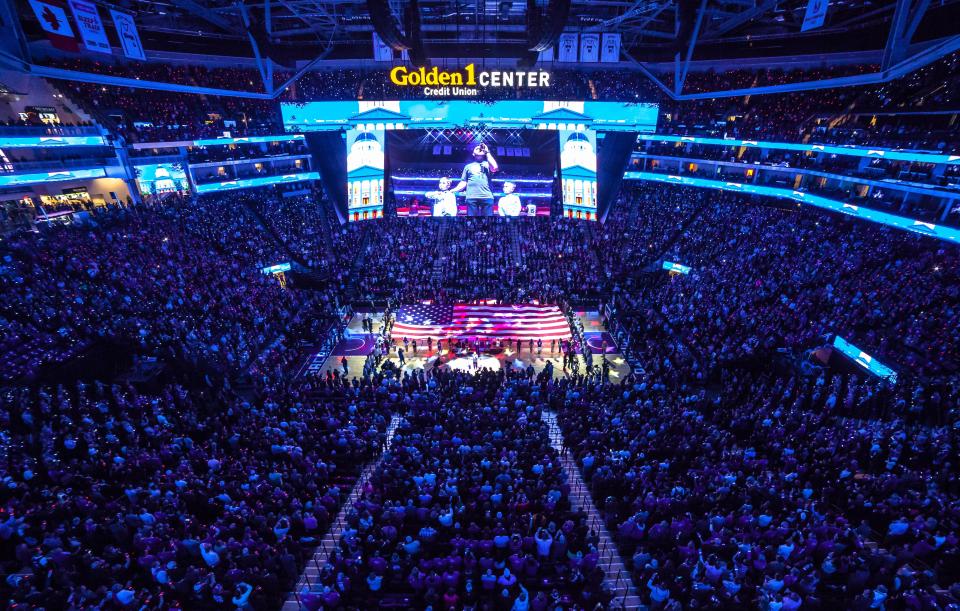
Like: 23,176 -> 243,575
240,200 -> 311,269
346,231 -> 373,295
46,81 -> 107,128
507,221 -> 523,267
283,414 -> 401,610
542,411 -> 643,610
315,198 -> 338,262
430,221 -> 451,281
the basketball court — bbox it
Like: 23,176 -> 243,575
303,307 -> 632,380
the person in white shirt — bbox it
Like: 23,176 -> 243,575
424,177 -> 458,217
497,181 -> 522,217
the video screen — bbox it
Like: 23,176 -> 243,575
559,129 -> 598,220
135,163 -> 189,195
388,129 -> 557,217
346,128 -> 386,220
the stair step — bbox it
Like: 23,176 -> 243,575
286,415 -> 401,603
542,410 -> 640,600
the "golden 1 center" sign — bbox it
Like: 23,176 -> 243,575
389,64 -> 551,97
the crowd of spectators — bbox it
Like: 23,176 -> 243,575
1,170 -> 959,609
0,186 -> 397,608
553,367 -> 959,609
4,51 -> 960,609
633,139 -> 960,228
186,139 -> 309,164
246,190 -> 332,269
46,60 -> 283,143
0,374 -> 389,609
0,191 -> 328,382
592,183 -> 959,381
303,368 -> 613,610
349,216 -> 603,305
630,188 -> 959,377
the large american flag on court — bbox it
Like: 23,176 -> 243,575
392,303 -> 572,340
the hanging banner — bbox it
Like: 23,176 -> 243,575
601,33 -> 621,62
372,32 -> 393,61
68,0 -> 110,54
579,32 -> 600,63
557,33 -> 578,62
538,46 -> 554,62
801,0 -> 829,31
110,9 -> 145,60
29,0 -> 79,51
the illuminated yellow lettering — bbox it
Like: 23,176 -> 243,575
389,66 -> 408,86
464,63 -> 476,85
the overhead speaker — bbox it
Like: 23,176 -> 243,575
527,0 -> 571,52
367,0 -> 413,50
403,0 -> 429,66
674,0 -> 700,53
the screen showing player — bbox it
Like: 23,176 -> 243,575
388,129 -> 557,217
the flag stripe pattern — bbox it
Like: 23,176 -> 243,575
392,303 -> 572,341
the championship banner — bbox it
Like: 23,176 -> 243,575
557,33 -> 578,62
29,0 -> 78,52
68,0 -> 110,54
110,9 -> 145,60
801,0 -> 829,31
579,33 -> 600,63
538,46 -> 554,62
601,33 -> 620,63
372,32 -> 393,61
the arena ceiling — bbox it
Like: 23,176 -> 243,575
13,0 -> 960,63
7,0 -> 960,98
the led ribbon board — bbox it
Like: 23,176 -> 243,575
638,134 -> 960,165
832,336 -> 898,384
0,167 -> 107,187
194,171 -> 320,194
624,171 -> 960,244
0,135 -> 106,148
662,261 -> 691,274
281,101 -> 659,133
261,262 -> 292,274
192,134 -> 306,146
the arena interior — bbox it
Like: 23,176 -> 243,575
1,0 -> 960,608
